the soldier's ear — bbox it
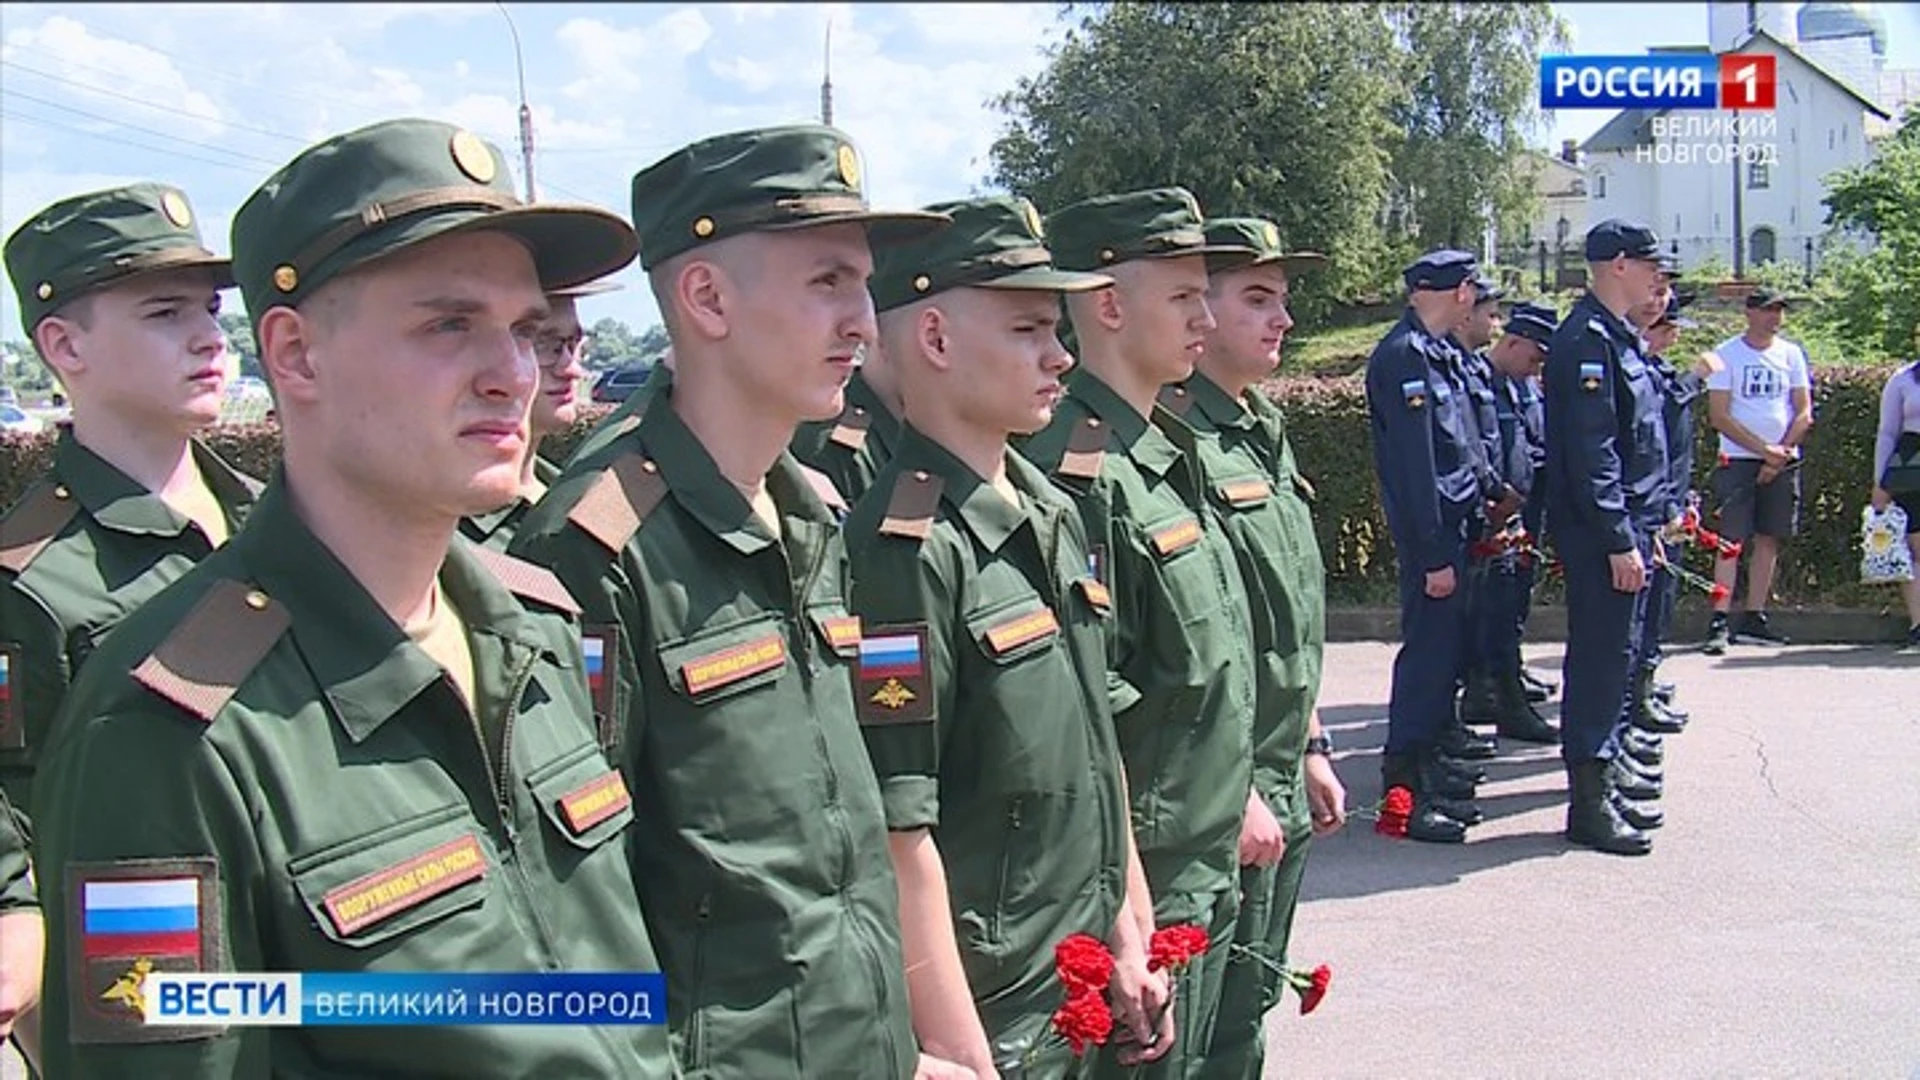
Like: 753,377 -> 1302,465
916,304 -> 954,372
257,306 -> 319,407
674,259 -> 730,341
32,313 -> 87,380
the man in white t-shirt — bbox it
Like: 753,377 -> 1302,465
1703,287 -> 1814,652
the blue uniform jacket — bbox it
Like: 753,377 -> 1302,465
1543,293 -> 1671,553
1366,310 -> 1484,571
1648,353 -> 1706,521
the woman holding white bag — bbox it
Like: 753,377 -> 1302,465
1869,348 -> 1920,652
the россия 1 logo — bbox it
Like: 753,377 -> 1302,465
1540,54 -> 1776,110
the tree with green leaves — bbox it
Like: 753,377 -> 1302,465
218,311 -> 262,379
988,2 -> 1563,315
1390,2 -> 1567,253
1821,106 -> 1920,357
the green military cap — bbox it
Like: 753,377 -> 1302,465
870,195 -> 1113,314
1202,217 -> 1329,275
628,124 -> 949,270
1043,186 -> 1251,273
5,182 -> 233,333
230,117 -> 637,321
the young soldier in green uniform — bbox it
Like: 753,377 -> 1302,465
0,791 -> 40,1072
1,183 -> 259,814
845,194 -> 1174,1077
509,125 -> 960,1079
1,184 -> 258,1069
29,118 -> 673,1077
791,337 -> 905,503
1015,188 -> 1258,1080
461,278 -> 618,552
1154,218 -> 1348,1079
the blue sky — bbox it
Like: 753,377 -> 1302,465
3,2 -> 1916,337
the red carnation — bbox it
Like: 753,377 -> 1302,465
1299,964 -> 1333,1015
1709,583 -> 1731,603
1051,989 -> 1114,1056
1374,786 -> 1413,838
1147,923 -> 1212,974
1717,537 -> 1743,559
1053,933 -> 1114,995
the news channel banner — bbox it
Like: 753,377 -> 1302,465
1541,50 -> 1780,167
134,971 -> 666,1027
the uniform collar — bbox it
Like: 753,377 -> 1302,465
843,370 -> 903,453
234,473 -> 562,743
891,425 -> 1036,554
1065,368 -> 1184,478
1579,292 -> 1641,347
461,455 -> 559,543
52,425 -> 259,538
634,383 -> 836,557
1182,371 -> 1259,432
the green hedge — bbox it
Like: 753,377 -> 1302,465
0,364 -> 1899,608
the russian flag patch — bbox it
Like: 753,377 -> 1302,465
0,643 -> 19,749
68,858 -> 222,1044
857,624 -> 933,725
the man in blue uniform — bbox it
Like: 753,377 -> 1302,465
1470,301 -> 1561,745
1363,250 -> 1496,843
1448,276 -> 1534,745
1541,220 -> 1671,857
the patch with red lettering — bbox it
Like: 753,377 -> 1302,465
558,770 -> 632,836
983,608 -> 1061,656
681,634 -> 787,697
1077,578 -> 1112,617
1150,517 -> 1203,557
321,834 -> 486,937
819,614 -> 863,655
1218,479 -> 1272,507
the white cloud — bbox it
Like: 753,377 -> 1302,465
1,2 -> 1075,335
710,55 -> 778,93
1,15 -> 225,137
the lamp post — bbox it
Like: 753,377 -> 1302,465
496,1 -> 537,202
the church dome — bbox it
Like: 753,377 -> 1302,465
1797,2 -> 1888,57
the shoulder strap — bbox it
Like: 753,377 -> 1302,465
467,545 -> 582,616
828,400 -> 873,451
1056,416 -> 1108,481
1158,383 -> 1198,419
567,452 -> 669,554
132,579 -> 291,723
0,481 -> 80,574
877,469 -> 944,541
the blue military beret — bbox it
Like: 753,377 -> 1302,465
1403,249 -> 1477,291
1472,272 -> 1506,305
1654,293 -> 1698,329
1584,218 -> 1661,262
1505,301 -> 1558,347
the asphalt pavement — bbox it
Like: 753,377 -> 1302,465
1263,641 -> 1920,1079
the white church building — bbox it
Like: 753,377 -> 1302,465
1576,2 -> 1908,277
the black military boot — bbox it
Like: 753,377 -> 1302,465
1418,751 -> 1484,825
1611,756 -> 1663,801
1516,646 -> 1556,701
1384,752 -> 1467,844
1629,667 -> 1687,735
1493,674 -> 1560,744
1437,720 -> 1498,761
1566,760 -> 1652,855
1423,757 -> 1480,799
1611,789 -> 1665,830
1620,727 -> 1665,767
1458,668 -> 1501,727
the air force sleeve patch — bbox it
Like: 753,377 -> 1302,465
1401,378 -> 1427,410
1580,362 -> 1605,392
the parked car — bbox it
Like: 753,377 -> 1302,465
591,363 -> 653,404
0,404 -> 45,435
